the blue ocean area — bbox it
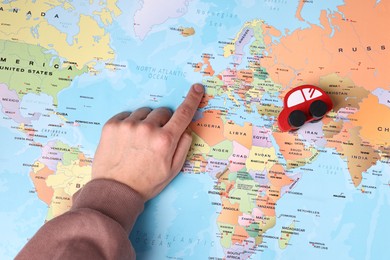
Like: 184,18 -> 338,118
131,173 -> 224,259
0,128 -> 47,259
264,150 -> 390,259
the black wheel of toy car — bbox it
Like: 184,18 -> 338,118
310,118 -> 323,123
288,110 -> 306,129
309,100 -> 328,119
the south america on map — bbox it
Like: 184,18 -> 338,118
0,0 -> 389,259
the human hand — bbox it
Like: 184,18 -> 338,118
91,84 -> 204,201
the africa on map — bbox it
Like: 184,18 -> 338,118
0,0 -> 389,259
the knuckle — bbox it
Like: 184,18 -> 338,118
177,104 -> 193,119
187,90 -> 201,103
189,90 -> 198,99
119,120 -> 136,131
102,120 -> 117,133
159,107 -> 173,116
136,107 -> 152,113
138,121 -> 155,133
158,131 -> 174,147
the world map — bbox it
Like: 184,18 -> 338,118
0,0 -> 389,259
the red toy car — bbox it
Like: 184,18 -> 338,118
277,85 -> 333,132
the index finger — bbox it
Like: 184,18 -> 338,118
164,84 -> 204,137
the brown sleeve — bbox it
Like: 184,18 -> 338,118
16,179 -> 145,260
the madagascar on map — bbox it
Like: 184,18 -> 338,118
0,0 -> 389,259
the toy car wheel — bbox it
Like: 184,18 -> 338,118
309,100 -> 328,119
288,110 -> 306,129
310,118 -> 323,123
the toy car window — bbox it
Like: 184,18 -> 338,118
302,88 -> 322,100
287,90 -> 305,107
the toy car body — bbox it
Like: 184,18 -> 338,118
277,85 -> 333,132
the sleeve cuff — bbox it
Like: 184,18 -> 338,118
71,178 -> 145,233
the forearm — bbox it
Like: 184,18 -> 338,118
16,179 -> 144,260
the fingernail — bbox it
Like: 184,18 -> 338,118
193,84 -> 204,93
